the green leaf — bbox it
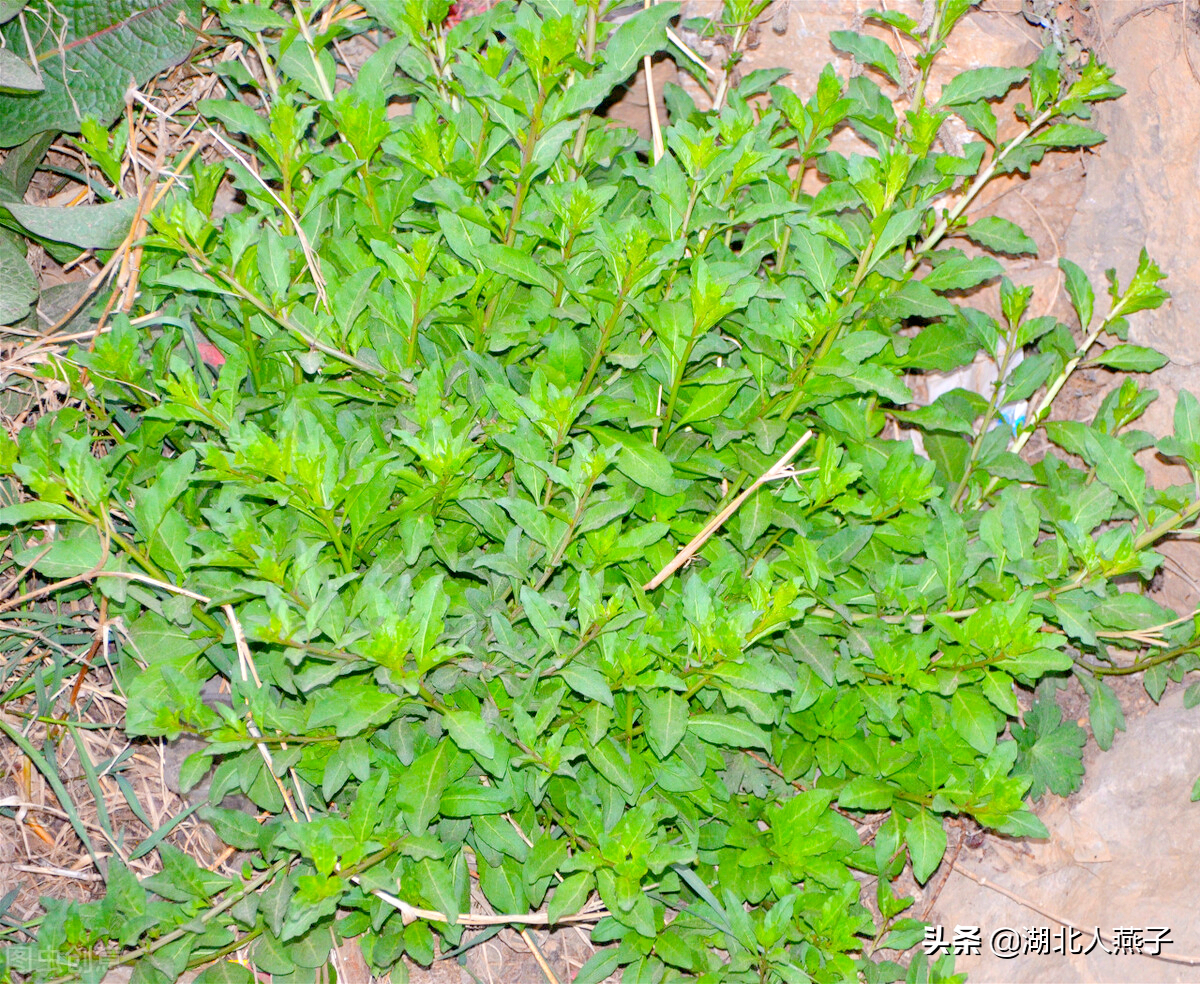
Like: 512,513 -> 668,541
0,48 -> 42,93
0,500 -> 78,525
830,30 -> 901,85
921,253 -> 1003,292
872,208 -> 922,264
1175,390 -> 1200,447
963,216 -> 1037,256
905,808 -> 947,884
573,948 -> 623,984
1083,429 -> 1146,516
1013,694 -> 1086,799
525,835 -> 569,882
687,713 -> 769,751
440,781 -> 514,817
397,742 -> 456,833
2,198 -> 139,249
477,242 -> 555,293
193,960 -> 254,984
478,859 -> 527,913
641,690 -> 688,758
1077,673 -> 1124,751
559,664 -> 614,707
1089,344 -> 1167,373
0,0 -> 203,146
1059,258 -> 1094,327
0,3 -> 26,29
554,4 -> 675,118
874,280 -> 956,321
1031,123 -> 1105,148
0,228 -> 36,325
14,525 -> 107,577
612,432 -> 677,495
838,775 -> 894,811
953,100 -> 997,143
790,228 -> 839,299
928,498 -> 966,593
937,66 -> 1027,106
950,689 -> 998,754
443,709 -> 496,760
902,320 -> 980,371
547,872 -> 594,925
785,628 -> 837,687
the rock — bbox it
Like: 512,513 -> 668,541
928,688 -> 1200,983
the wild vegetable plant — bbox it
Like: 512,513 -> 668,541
0,0 -> 1193,982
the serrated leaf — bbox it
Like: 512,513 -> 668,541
953,100 -> 997,143
1078,674 -> 1124,751
830,30 -> 901,85
1013,695 -> 1086,798
902,320 -> 979,371
937,66 -> 1027,106
921,253 -> 1003,292
963,216 -> 1037,256
0,0 -> 202,146
874,280 -> 956,321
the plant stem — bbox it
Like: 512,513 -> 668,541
951,321 -> 1023,508
577,291 -> 630,397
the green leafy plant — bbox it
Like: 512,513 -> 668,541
1,0 -> 1195,982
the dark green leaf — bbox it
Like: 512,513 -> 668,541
830,30 -> 901,85
1089,344 -> 1168,373
0,0 -> 202,146
687,714 -> 769,751
937,66 -> 1027,106
963,216 -> 1037,256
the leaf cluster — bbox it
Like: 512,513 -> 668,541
0,2 -> 1194,983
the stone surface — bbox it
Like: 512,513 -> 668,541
927,687 -> 1200,983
